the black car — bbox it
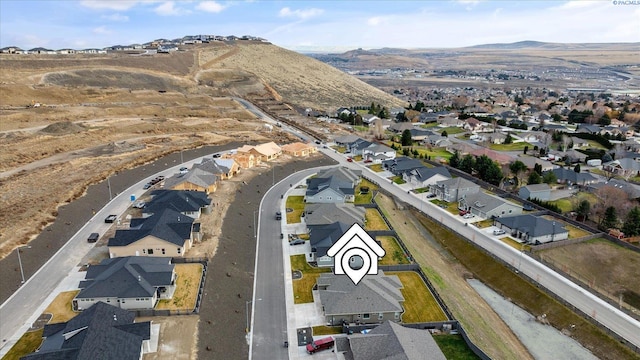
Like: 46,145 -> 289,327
275,211 -> 282,220
104,214 -> 117,223
289,239 -> 305,246
87,232 -> 100,243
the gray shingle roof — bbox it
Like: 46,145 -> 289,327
77,257 -> 174,299
23,302 -> 149,360
145,189 -> 211,215
317,272 -> 404,316
305,203 -> 365,226
163,168 -> 218,190
309,222 -> 352,257
407,166 -> 451,182
306,168 -> 360,199
382,157 -> 424,175
496,214 -> 567,238
348,321 -> 447,360
108,208 -> 193,247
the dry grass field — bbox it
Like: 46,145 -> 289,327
156,264 -> 203,311
44,290 -> 80,323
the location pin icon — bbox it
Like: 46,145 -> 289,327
341,247 -> 371,285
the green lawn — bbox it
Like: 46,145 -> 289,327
433,334 -> 481,360
354,179 -> 379,204
369,164 -> 383,172
312,325 -> 342,336
377,236 -> 411,265
3,329 -> 44,360
290,255 -> 330,304
549,192 -> 597,215
391,176 -> 406,184
439,126 -> 465,135
332,146 -> 346,153
285,195 -> 305,224
489,142 -> 532,151
365,208 -> 390,230
387,271 -> 448,322
420,122 -> 440,129
499,237 -> 532,252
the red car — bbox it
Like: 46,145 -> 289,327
347,158 -> 353,162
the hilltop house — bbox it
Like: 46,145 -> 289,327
21,302 -> 154,360
73,257 -> 176,311
108,208 -> 199,258
317,272 -> 404,325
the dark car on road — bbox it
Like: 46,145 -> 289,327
87,233 -> 100,243
104,214 -> 117,223
289,239 -> 305,246
275,211 -> 282,220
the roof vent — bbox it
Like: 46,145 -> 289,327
113,314 -> 117,321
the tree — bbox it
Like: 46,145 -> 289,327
441,130 -> 448,137
594,185 -> 631,225
378,107 -> 390,119
401,129 -> 412,146
509,160 -> 527,185
449,150 -> 461,168
527,171 -> 542,185
599,206 -> 618,231
459,154 -> 475,174
476,155 -> 503,185
575,200 -> 591,221
573,163 -> 581,173
533,163 -> 542,175
504,133 -> 513,144
369,102 -> 376,114
542,171 -> 557,184
622,207 -> 640,237
523,145 -> 529,154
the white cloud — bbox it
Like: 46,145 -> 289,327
196,1 -> 226,13
278,7 -> 324,20
367,17 -> 386,26
92,26 -> 112,35
101,13 -> 130,22
154,1 -> 191,16
80,0 -> 141,11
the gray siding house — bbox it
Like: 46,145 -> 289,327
317,272 -> 404,325
495,214 -> 569,244
74,257 -> 176,311
305,167 -> 361,204
518,183 -> 551,202
459,192 -> 523,219
430,177 -> 480,203
402,166 -> 451,189
309,222 -> 352,267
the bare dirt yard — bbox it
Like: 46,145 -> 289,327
140,315 -> 199,360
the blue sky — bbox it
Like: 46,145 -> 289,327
1,1 -> 638,51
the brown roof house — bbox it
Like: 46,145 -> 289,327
281,142 -> 317,157
108,208 -> 199,258
223,152 -> 257,169
237,141 -> 282,162
317,271 -> 404,326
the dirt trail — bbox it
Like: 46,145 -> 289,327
376,193 -> 533,360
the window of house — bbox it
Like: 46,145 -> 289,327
378,313 -> 383,320
394,312 -> 400,319
363,313 -> 370,319
148,249 -> 154,255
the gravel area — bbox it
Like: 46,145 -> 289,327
468,279 -> 598,360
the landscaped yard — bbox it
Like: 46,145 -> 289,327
312,325 -> 342,336
290,254 -> 330,304
286,195 -> 306,224
332,146 -> 346,153
550,191 -> 597,215
377,236 -> 411,265
499,237 -> 532,252
365,208 -> 389,230
45,290 -> 79,323
433,334 -> 481,360
439,126 -> 465,135
3,329 -> 44,360
489,142 -> 532,151
156,263 -> 203,310
391,176 -> 406,184
368,164 -> 383,172
354,178 -> 379,204
387,271 -> 448,323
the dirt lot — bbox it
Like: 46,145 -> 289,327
141,315 -> 200,360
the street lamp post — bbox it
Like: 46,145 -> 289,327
107,176 -> 112,201
253,210 -> 257,238
17,245 -> 31,284
180,149 -> 184,164
245,300 -> 252,333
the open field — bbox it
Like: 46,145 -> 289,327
387,271 -> 448,323
156,264 -> 203,310
364,208 -> 389,230
540,238 -> 640,312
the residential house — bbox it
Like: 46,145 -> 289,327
348,138 -> 374,156
547,167 -> 597,186
569,136 -> 590,148
575,124 -> 602,135
553,149 -> 588,164
418,112 -> 439,124
519,184 -> 551,201
388,122 -> 415,133
237,142 -> 282,162
438,116 -> 464,127
336,107 -> 354,118
495,214 -> 569,244
403,166 -> 451,189
223,151 -> 257,169
429,177 -> 480,203
21,302 -> 153,360
281,142 -> 317,157
194,158 -> 240,180
317,271 -> 404,325
463,117 -> 487,132
163,167 -> 218,194
308,221 -> 352,267
588,180 -> 640,200
408,128 -> 435,141
73,257 -> 176,311
108,208 -> 198,258
516,156 -> 556,172
334,135 -> 362,146
521,131 -> 549,145
304,203 -> 365,229
469,147 -> 514,165
459,192 -> 523,218
144,189 -> 212,219
362,114 -> 380,125
362,143 -> 396,162
603,158 -> 640,178
489,132 -> 508,144
340,320 -> 447,360
382,157 -> 424,176
305,167 -> 361,203
424,134 -> 452,148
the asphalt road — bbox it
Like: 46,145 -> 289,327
319,148 -> 640,349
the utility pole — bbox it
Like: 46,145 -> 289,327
17,245 -> 31,283
245,300 -> 252,333
107,177 -> 112,201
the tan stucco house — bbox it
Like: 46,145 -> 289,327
281,142 -> 317,157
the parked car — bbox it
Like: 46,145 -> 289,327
523,204 -> 535,211
493,229 -> 506,235
143,183 -> 152,190
133,201 -> 146,209
275,211 -> 282,220
290,239 -> 305,246
212,153 -> 222,158
306,337 -> 334,354
104,215 -> 117,223
427,193 -> 437,198
459,209 -> 468,216
347,158 -> 353,162
463,213 -> 474,219
179,167 -> 188,174
87,232 -> 100,243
